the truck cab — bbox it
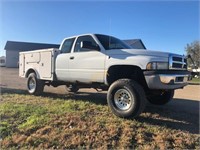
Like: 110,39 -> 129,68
56,34 -> 106,83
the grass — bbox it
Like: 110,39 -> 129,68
0,88 -> 199,149
190,77 -> 200,83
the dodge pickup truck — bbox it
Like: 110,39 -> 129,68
19,34 -> 190,118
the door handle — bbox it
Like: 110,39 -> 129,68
70,56 -> 74,60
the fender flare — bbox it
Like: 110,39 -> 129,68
25,68 -> 41,79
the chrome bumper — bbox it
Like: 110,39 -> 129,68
159,74 -> 188,84
144,72 -> 189,90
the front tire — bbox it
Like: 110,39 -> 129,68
147,90 -> 174,105
107,79 -> 147,118
27,73 -> 44,95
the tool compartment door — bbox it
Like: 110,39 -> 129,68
19,53 -> 25,77
39,51 -> 53,78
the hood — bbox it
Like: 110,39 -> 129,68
106,49 -> 175,58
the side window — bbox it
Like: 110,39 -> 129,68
61,38 -> 75,53
74,35 -> 98,52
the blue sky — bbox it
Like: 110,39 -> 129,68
0,0 -> 199,56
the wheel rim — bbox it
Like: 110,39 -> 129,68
28,78 -> 36,92
114,89 -> 133,111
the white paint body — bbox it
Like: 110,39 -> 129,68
19,48 -> 60,80
19,34 -> 188,89
19,34 -> 171,82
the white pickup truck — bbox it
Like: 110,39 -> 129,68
19,34 -> 190,118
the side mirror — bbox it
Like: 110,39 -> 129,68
80,41 -> 100,51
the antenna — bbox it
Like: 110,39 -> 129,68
109,18 -> 111,48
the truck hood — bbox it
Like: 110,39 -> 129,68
106,49 -> 175,58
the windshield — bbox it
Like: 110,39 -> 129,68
95,34 -> 131,50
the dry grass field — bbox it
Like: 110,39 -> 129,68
0,68 -> 199,149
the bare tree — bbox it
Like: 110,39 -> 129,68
185,41 -> 200,68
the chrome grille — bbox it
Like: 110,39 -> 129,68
169,55 -> 187,70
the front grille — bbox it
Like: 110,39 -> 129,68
169,55 -> 187,70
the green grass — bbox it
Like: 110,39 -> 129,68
190,77 -> 200,83
0,88 -> 199,149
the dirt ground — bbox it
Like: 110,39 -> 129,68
0,67 -> 200,116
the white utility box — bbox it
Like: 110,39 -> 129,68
19,48 -> 60,81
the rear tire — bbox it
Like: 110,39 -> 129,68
107,79 -> 147,118
65,85 -> 79,93
147,90 -> 174,105
27,73 -> 44,95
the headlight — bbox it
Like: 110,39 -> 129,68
146,62 -> 169,70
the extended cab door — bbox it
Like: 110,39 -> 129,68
55,38 -> 75,81
68,35 -> 106,83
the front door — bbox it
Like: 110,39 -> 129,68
68,35 -> 106,83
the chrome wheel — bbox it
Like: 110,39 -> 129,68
27,73 -> 44,95
28,77 -> 36,93
107,79 -> 147,118
114,89 -> 133,111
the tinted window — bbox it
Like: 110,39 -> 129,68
74,35 -> 98,52
95,34 -> 131,50
61,38 -> 75,53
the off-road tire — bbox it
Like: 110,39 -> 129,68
107,79 -> 147,118
147,90 -> 174,105
27,73 -> 44,95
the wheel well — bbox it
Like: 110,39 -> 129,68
25,69 -> 36,78
107,65 -> 148,88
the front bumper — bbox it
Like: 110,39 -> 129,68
144,70 -> 190,90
